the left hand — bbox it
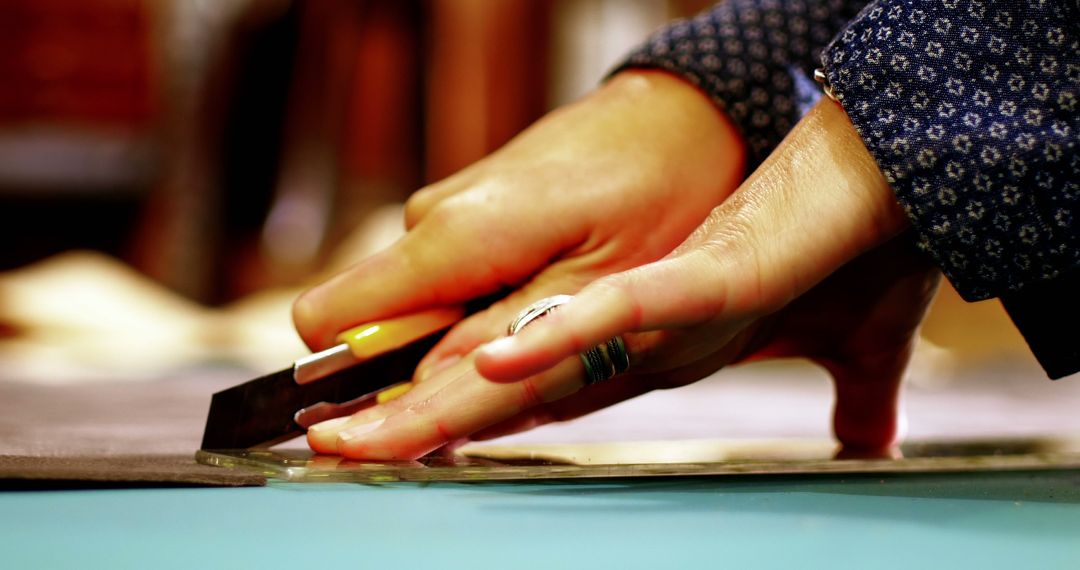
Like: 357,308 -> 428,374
291,70 -> 746,365
308,99 -> 937,460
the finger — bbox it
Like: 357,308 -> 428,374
336,357 -> 585,460
307,416 -> 354,454
467,372 -> 664,441
402,170 -> 476,230
320,294 -> 752,457
412,259 -> 601,382
475,250 -> 744,382
471,332 -> 752,441
306,354 -> 477,453
819,265 -> 935,452
412,310 -> 503,383
820,343 -> 913,451
293,196 -> 567,350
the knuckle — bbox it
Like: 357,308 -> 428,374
695,217 -> 775,317
291,293 -> 325,349
516,379 -> 544,410
421,196 -> 489,240
403,187 -> 438,229
538,310 -> 588,354
421,200 -> 459,230
587,276 -> 643,330
698,210 -> 758,266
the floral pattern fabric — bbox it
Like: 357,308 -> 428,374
821,0 -> 1078,301
617,0 -> 869,167
618,0 -> 1079,377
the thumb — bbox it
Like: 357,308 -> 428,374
474,248 -> 752,382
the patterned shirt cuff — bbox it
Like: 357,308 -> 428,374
613,0 -> 868,169
820,0 -> 1080,300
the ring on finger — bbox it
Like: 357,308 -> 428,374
507,295 -> 629,386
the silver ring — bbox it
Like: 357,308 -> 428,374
508,295 -> 629,386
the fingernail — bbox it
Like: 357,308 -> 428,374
417,354 -> 462,382
481,336 -> 517,357
309,416 -> 351,432
339,418 -> 385,441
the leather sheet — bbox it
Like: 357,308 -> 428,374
0,455 -> 264,488
0,372 -> 266,488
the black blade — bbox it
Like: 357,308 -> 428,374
200,332 -> 443,450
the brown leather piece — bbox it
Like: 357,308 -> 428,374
0,455 -> 264,488
0,374 -> 266,488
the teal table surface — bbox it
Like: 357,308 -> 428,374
3,471 -> 1079,569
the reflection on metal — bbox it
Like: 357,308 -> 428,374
293,343 -> 357,385
196,437 -> 1080,483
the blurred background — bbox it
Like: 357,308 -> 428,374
0,0 -> 718,302
0,0 -> 710,378
0,0 -> 1074,447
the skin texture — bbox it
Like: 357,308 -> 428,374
297,71 -> 940,460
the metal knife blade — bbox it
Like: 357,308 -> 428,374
200,332 -> 444,450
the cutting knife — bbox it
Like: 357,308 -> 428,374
200,307 -> 463,450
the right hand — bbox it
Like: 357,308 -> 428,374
293,70 -> 746,381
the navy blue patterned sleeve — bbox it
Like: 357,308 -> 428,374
614,0 -> 869,168
820,0 -> 1079,377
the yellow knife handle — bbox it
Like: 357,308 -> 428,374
334,306 -> 464,360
